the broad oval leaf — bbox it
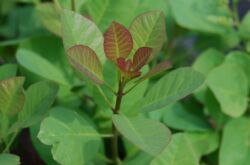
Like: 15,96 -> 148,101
38,107 -> 101,165
133,67 -> 205,113
16,49 -> 69,85
17,81 -> 59,128
0,77 -> 25,116
104,21 -> 133,62
113,114 -> 171,156
129,11 -> 166,55
67,45 -> 104,85
62,9 -> 105,64
220,118 -> 250,165
132,47 -> 152,71
207,62 -> 248,117
0,154 -> 20,165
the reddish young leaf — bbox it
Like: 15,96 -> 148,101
117,58 -> 140,79
135,60 -> 172,83
104,21 -> 133,62
132,47 -> 152,71
67,45 -> 104,84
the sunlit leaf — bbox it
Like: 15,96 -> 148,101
104,21 -> 133,62
67,45 -> 104,84
129,11 -> 166,55
113,114 -> 171,156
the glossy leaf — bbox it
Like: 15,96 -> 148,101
67,45 -> 104,84
0,64 -> 17,80
0,77 -> 25,116
135,60 -> 172,83
62,9 -> 105,64
132,47 -> 152,71
104,21 -> 133,62
0,154 -> 20,165
220,118 -> 250,165
16,48 -> 69,85
113,114 -> 171,156
133,67 -> 205,113
207,62 -> 248,117
130,11 -> 166,54
38,107 -> 101,165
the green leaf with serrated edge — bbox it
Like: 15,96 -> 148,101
133,67 -> 204,113
113,114 -> 171,156
16,49 -> 69,85
0,154 -> 20,165
0,64 -> 17,80
0,77 -> 25,116
168,0 -> 234,34
36,2 -> 61,36
62,9 -> 105,64
207,62 -> 248,117
135,60 -> 171,83
129,11 -> 166,55
132,47 -> 152,71
67,45 -> 104,84
38,107 -> 101,165
220,118 -> 250,165
16,81 -> 58,129
192,48 -> 225,103
104,21 -> 133,62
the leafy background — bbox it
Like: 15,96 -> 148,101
0,0 -> 250,165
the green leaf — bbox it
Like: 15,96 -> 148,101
104,21 -> 133,62
207,62 -> 248,117
112,114 -> 171,156
133,67 -> 205,113
225,51 -> 250,87
239,11 -> 250,40
168,0 -> 234,34
129,11 -> 166,55
0,77 -> 25,116
38,107 -> 101,165
135,60 -> 172,83
162,103 -> 211,132
16,48 -> 69,85
17,81 -> 59,128
67,45 -> 104,84
36,2 -> 61,36
150,133 -> 199,165
0,154 -> 20,165
192,48 -> 225,103
220,118 -> 250,165
151,132 -> 218,165
0,64 -> 17,80
62,9 -> 105,64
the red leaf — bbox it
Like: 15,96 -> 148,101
135,60 -> 172,83
132,47 -> 152,71
104,21 -> 133,62
117,58 -> 141,79
67,45 -> 104,84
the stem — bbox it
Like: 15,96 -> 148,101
111,79 -> 125,164
71,0 -> 76,11
3,130 -> 19,153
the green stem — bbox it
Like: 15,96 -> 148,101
111,79 -> 125,164
3,130 -> 19,153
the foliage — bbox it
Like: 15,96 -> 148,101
0,0 -> 250,165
